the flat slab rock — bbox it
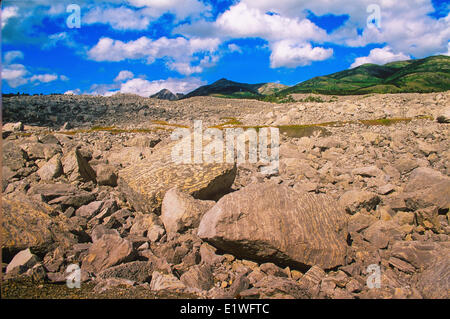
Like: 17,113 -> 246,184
118,138 -> 236,214
198,182 -> 349,270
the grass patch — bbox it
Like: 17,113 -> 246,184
151,120 -> 189,128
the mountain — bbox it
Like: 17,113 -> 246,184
278,55 -> 450,95
183,78 -> 289,99
151,89 -> 179,100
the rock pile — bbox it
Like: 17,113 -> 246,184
2,91 -> 449,299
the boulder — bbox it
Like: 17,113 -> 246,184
96,261 -> 154,283
161,187 -> 215,234
402,167 -> 450,211
62,147 -> 96,182
198,183 -> 348,270
415,256 -> 449,298
81,234 -> 134,274
150,271 -> 186,292
95,164 -> 118,187
339,190 -> 380,215
27,183 -> 79,201
37,155 -> 63,181
118,137 -> 236,214
21,142 -> 61,160
3,141 -> 28,171
362,220 -> 403,249
6,248 -> 39,274
436,107 -> 450,123
75,201 -> 104,219
352,166 -> 384,178
130,212 -> 165,242
390,241 -> 446,271
2,195 -> 77,256
180,264 -> 214,291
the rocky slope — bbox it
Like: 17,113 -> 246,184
1,91 -> 449,299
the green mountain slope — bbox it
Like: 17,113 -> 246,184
279,55 -> 450,95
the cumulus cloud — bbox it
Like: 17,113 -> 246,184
89,76 -> 205,97
270,41 -> 333,68
83,6 -> 152,30
1,51 -> 67,88
87,36 -> 221,75
30,74 -> 58,83
228,44 -> 242,53
114,70 -> 135,82
119,77 -> 205,96
350,47 -> 410,68
2,64 -> 29,88
3,50 -> 24,64
1,6 -> 19,28
64,89 -> 81,95
175,2 -> 332,68
126,0 -> 211,20
177,0 -> 449,67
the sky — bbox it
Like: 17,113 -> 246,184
1,0 -> 449,96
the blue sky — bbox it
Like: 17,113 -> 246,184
2,0 -> 449,96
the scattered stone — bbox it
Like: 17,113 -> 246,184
130,212 -> 165,242
180,264 -> 214,291
150,271 -> 186,292
81,234 -> 134,275
339,190 -> 380,215
97,261 -> 153,283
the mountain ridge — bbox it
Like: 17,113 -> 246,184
183,55 -> 450,99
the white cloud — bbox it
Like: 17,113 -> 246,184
177,0 -> 449,67
270,40 -> 333,68
30,74 -> 59,83
1,51 -> 67,88
2,64 -> 29,88
64,89 -> 81,95
87,36 -> 221,75
350,46 -> 410,68
119,77 -> 206,96
228,44 -> 242,53
215,2 -> 327,43
175,2 -> 332,68
114,70 -> 135,82
83,6 -> 152,30
4,50 -> 24,64
127,0 -> 211,20
1,6 -> 19,28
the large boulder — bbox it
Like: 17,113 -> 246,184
118,138 -> 236,214
3,141 -> 28,171
161,187 -> 215,234
403,167 -> 450,211
2,195 -> 78,257
415,256 -> 449,298
198,183 -> 349,270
